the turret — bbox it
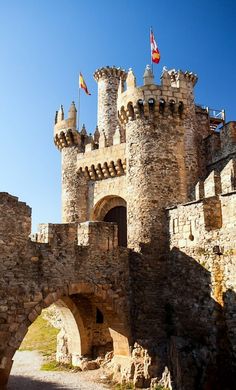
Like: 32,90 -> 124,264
143,64 -> 154,85
54,102 -> 88,223
54,102 -> 80,150
94,66 -> 127,146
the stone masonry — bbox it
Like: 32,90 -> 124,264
0,64 -> 236,389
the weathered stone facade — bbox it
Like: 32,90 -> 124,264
1,64 -> 236,389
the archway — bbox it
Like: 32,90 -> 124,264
2,282 -> 130,388
93,196 -> 127,247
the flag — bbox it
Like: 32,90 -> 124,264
79,72 -> 91,95
150,29 -> 160,64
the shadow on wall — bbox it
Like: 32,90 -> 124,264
129,245 -> 236,390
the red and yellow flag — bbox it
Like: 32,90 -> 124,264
79,72 -> 91,95
150,29 -> 160,64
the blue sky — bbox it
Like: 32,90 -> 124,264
0,0 -> 235,231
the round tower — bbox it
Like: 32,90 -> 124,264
54,102 -> 88,223
116,68 -> 200,372
116,69 -> 196,378
94,66 -> 127,146
117,67 -> 198,251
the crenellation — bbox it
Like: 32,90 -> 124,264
204,170 -> 222,197
54,102 -> 80,150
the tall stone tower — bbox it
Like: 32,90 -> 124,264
54,102 -> 88,223
94,66 -> 127,146
117,65 -> 201,252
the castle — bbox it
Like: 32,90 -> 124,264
0,64 -> 236,389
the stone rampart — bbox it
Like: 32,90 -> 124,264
0,194 -> 131,387
168,160 -> 236,386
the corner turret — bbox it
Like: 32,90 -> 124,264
54,102 -> 80,150
53,102 -> 88,223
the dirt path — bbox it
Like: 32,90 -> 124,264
8,351 -> 110,390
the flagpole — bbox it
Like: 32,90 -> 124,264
150,26 -> 154,76
78,75 -> 81,131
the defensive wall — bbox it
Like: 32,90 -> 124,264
0,192 -> 131,387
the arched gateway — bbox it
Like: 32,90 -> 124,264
93,196 -> 127,247
0,193 -> 131,388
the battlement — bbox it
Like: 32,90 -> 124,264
93,66 -> 127,82
54,102 -> 80,150
117,66 -> 198,125
194,158 -> 236,200
165,68 -> 198,88
77,142 -> 126,181
168,159 -> 236,247
32,221 -> 118,251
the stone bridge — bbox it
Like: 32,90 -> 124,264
0,192 -> 131,387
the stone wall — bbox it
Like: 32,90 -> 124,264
205,121 -> 236,173
167,161 -> 236,388
0,193 -> 131,387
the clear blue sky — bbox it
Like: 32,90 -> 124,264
0,0 -> 235,231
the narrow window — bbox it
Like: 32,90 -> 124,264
96,308 -> 104,324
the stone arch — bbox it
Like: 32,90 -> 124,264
1,282 -> 130,387
55,296 -> 89,364
93,195 -> 127,246
93,195 -> 126,221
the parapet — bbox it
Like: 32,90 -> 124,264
32,223 -> 78,245
117,66 -> 198,126
54,102 -> 80,150
168,158 -> 236,251
32,221 -> 118,251
77,142 -> 126,181
77,221 -> 118,251
93,66 -> 127,82
0,192 -> 31,244
195,159 -> 236,200
163,68 -> 198,89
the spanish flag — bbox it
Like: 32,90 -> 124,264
79,72 -> 91,95
150,29 -> 160,64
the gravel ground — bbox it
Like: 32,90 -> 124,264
7,351 -> 110,390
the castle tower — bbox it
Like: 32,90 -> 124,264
54,102 -> 88,223
117,66 -> 201,358
94,66 -> 127,146
118,66 -> 198,252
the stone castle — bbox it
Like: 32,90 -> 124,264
0,64 -> 236,389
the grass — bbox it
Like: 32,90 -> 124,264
41,360 -> 62,371
113,383 -> 135,390
19,313 -> 59,356
40,359 -> 77,372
